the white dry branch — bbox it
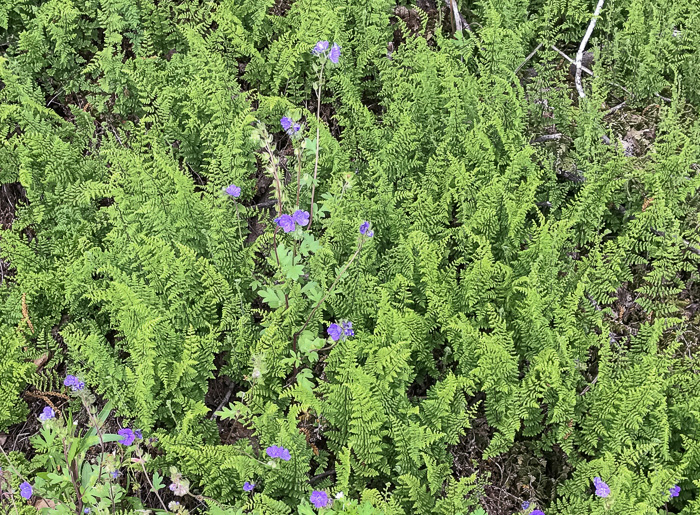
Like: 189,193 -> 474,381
575,0 -> 606,98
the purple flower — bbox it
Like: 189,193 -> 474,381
312,41 -> 329,55
111,470 -> 120,479
19,481 -> 32,500
593,477 -> 610,498
226,184 -> 241,198
328,43 -> 341,64
670,485 -> 680,498
522,501 -> 530,510
117,428 -> 135,446
280,117 -> 301,135
134,429 -> 143,439
274,214 -> 295,233
293,210 -> 310,226
266,445 -> 291,461
243,481 -> 255,492
169,483 -> 176,491
341,321 -> 354,337
531,511 -> 545,515
64,374 -> 85,391
84,509 -> 91,514
39,406 -> 55,422
360,221 -> 374,237
327,323 -> 342,341
310,490 -> 330,508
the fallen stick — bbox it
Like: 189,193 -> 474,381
551,45 -> 631,95
575,0 -> 606,97
515,43 -> 543,74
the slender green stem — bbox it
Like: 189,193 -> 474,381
292,237 -> 365,347
136,453 -> 168,512
0,444 -> 27,514
307,60 -> 325,231
234,203 -> 244,244
295,147 -> 302,210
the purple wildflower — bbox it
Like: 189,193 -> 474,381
19,482 -> 32,500
226,184 -> 241,198
243,481 -> 255,492
522,501 -> 530,510
274,214 -> 295,233
64,375 -> 85,391
292,210 -> 310,226
266,445 -> 291,461
84,509 -> 91,514
134,429 -> 143,439
327,323 -> 342,341
312,41 -> 329,55
293,122 -> 301,132
39,406 -> 55,422
341,321 -> 354,337
169,483 -> 176,491
670,485 -> 680,498
310,490 -> 330,509
281,116 -> 293,131
111,470 -> 120,479
531,511 -> 545,515
328,43 -> 341,64
593,477 -> 610,498
117,428 -> 135,446
360,221 -> 374,237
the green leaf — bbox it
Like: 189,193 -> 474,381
259,287 -> 285,309
297,368 -> 315,392
152,471 -> 165,492
285,264 -> 304,281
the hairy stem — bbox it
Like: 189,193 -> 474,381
292,238 -> 365,348
136,455 -> 168,512
307,60 -> 325,231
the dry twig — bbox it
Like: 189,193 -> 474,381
575,0 -> 606,97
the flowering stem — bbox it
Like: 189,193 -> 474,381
292,238 -> 364,349
136,456 -> 168,512
260,137 -> 289,310
234,203 -> 244,244
62,438 -> 84,514
0,445 -> 29,514
295,147 -> 302,210
307,60 -> 325,231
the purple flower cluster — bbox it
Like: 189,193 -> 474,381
327,320 -> 353,342
670,484 -> 681,498
39,406 -> 55,422
312,41 -> 341,64
593,477 -> 610,498
19,481 -> 32,500
274,210 -> 309,233
266,445 -> 291,461
310,490 -> 330,508
117,427 -> 143,446
281,117 -> 301,135
225,184 -> 241,198
359,221 -> 374,237
243,481 -> 255,492
531,511 -> 545,515
64,375 -> 85,391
